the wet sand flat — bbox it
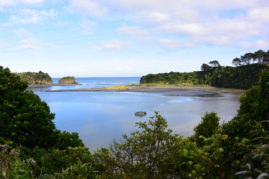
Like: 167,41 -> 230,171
46,85 -> 244,97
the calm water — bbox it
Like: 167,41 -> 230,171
34,77 -> 241,151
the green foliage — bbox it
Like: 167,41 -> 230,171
0,142 -> 32,178
235,121 -> 269,178
141,63 -> 267,89
52,161 -> 100,179
17,71 -> 52,85
58,76 -> 77,84
108,112 -> 182,178
209,60 -> 221,67
201,63 -> 212,71
54,130 -> 84,150
232,57 -> 241,66
35,147 -> 92,175
141,50 -> 268,89
0,66 -> 89,177
223,66 -> 269,138
0,66 -> 57,148
232,49 -> 269,66
194,112 -> 220,147
194,112 -> 220,138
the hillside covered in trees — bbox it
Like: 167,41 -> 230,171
1,64 -> 269,178
141,50 -> 269,89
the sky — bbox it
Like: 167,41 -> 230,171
0,0 -> 269,77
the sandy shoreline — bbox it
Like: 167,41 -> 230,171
45,85 -> 244,97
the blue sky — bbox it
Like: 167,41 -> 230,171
0,0 -> 268,77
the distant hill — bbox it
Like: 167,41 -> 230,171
140,64 -> 268,89
17,71 -> 52,85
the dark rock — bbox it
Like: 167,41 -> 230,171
135,111 -> 147,117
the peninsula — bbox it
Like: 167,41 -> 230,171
17,71 -> 52,85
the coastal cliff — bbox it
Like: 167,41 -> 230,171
17,71 -> 52,85
58,76 -> 77,84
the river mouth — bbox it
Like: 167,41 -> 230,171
31,77 -> 241,151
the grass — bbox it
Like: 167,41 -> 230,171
105,85 -> 131,90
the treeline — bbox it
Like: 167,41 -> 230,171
1,65 -> 269,178
232,49 -> 269,66
140,50 -> 269,89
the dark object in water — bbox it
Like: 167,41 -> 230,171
135,111 -> 147,117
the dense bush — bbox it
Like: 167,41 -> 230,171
0,67 -> 57,148
0,66 -> 86,178
17,71 -> 52,85
141,63 -> 267,89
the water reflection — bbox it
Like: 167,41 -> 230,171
36,91 -> 240,151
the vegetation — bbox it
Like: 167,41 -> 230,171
141,50 -> 269,89
105,85 -> 130,90
232,49 -> 269,66
17,71 -> 52,85
0,65 -> 268,178
58,76 -> 77,84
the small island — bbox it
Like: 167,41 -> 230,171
58,76 -> 78,84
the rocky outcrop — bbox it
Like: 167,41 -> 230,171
17,71 -> 52,85
135,111 -> 147,117
58,76 -> 78,84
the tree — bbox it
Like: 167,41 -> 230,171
209,60 -> 221,67
232,57 -> 241,66
0,66 -> 58,148
194,112 -> 220,146
242,52 -> 254,65
201,63 -> 212,71
194,112 -> 220,138
254,50 -> 266,64
107,112 -> 183,178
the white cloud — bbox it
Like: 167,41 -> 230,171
95,40 -> 128,51
146,12 -> 170,23
13,27 -> 33,37
17,38 -> 58,50
117,26 -> 148,36
159,39 -> 194,50
101,0 -> 269,49
17,38 -> 41,49
10,8 -> 56,24
41,9 -> 56,17
0,0 -> 44,6
161,23 -> 205,35
22,0 -> 43,4
80,19 -> 96,34
107,0 -> 266,12
240,40 -> 269,49
0,0 -> 16,6
248,7 -> 269,22
67,0 -> 106,17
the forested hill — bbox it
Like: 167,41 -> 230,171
17,71 -> 52,85
140,63 -> 267,89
